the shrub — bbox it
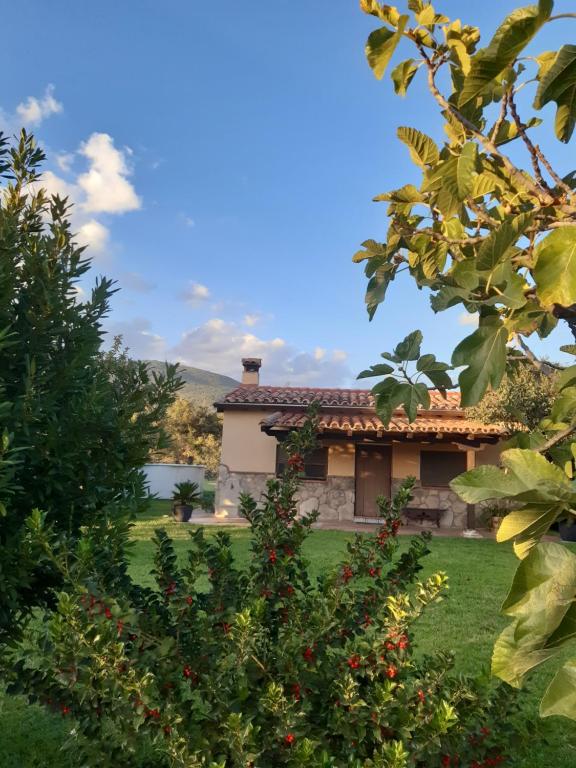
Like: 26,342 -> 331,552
0,134 -> 181,640
4,416 -> 528,767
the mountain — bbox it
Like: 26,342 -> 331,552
145,361 -> 240,408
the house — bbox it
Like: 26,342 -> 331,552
214,358 -> 505,527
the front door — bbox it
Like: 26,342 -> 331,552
355,445 -> 392,517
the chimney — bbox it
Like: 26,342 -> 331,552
241,357 -> 261,386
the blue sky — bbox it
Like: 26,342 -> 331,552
1,1 -> 574,385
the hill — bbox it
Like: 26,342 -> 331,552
145,361 -> 239,408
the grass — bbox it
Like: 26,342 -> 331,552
1,500 -> 575,767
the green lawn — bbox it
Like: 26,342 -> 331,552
2,501 -> 575,767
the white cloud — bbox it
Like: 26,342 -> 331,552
244,313 -> 260,327
78,133 -> 141,214
69,284 -> 86,303
105,318 -> 167,360
171,319 -> 351,386
181,281 -> 211,306
77,219 -> 110,253
120,271 -> 155,293
314,347 -> 326,361
16,85 -> 62,127
458,312 -> 479,327
181,214 -> 195,228
332,349 -> 348,362
22,134 -> 141,262
56,152 -> 74,172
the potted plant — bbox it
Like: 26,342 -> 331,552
172,481 -> 202,523
479,504 -> 506,533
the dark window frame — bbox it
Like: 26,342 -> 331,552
276,444 -> 328,481
420,449 -> 467,488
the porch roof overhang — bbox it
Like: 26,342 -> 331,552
260,410 -> 505,445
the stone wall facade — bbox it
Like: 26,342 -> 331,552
391,479 -> 469,528
215,465 -> 354,521
216,466 -> 468,527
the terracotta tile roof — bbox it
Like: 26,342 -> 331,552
217,385 -> 461,411
261,411 -> 506,437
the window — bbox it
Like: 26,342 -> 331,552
276,444 -> 328,480
420,450 -> 467,487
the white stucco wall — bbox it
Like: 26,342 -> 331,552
143,464 -> 205,499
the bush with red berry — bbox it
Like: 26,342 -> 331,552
4,413 -> 530,767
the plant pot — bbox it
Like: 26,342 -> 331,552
173,504 -> 193,523
559,522 -> 576,542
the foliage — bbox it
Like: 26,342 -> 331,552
153,397 -> 222,478
172,481 -> 203,507
357,0 -> 576,718
0,132 -> 181,641
466,362 -> 558,430
3,415 -> 528,767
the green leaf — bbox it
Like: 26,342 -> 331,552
430,286 -> 473,313
493,543 -> 576,689
391,58 -> 419,96
533,228 -> 576,308
357,363 -> 395,379
534,45 -> 576,143
451,464 -> 530,503
459,4 -> 552,107
365,264 -> 396,319
551,386 -> 576,422
416,354 -> 453,390
397,126 -> 439,168
394,381 -> 430,422
373,184 -> 423,203
497,505 -> 562,545
558,364 -> 576,391
502,447 -> 572,490
452,315 -> 508,406
491,116 -> 542,146
365,16 -> 408,80
416,3 -> 435,26
360,0 -> 401,26
541,660 -> 576,718
477,212 -> 534,271
456,142 -> 477,198
394,330 -> 423,361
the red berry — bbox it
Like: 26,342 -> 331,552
417,689 -> 425,703
386,664 -> 398,679
347,655 -> 361,670
183,665 -> 192,678
481,726 -> 491,736
284,733 -> 296,746
303,646 -> 314,663
104,607 -> 112,619
441,757 -> 451,767
342,565 -> 353,583
385,641 -> 396,651
185,596 -> 193,605
163,725 -> 172,736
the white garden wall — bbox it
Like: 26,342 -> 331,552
143,463 -> 205,499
